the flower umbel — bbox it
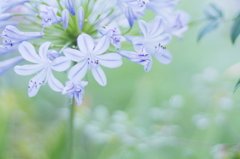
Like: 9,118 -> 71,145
0,0 -> 189,105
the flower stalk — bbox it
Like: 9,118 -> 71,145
68,101 -> 75,159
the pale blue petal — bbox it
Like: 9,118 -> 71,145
118,51 -> 148,65
96,53 -> 122,68
47,50 -> 61,61
0,21 -> 18,29
118,50 -> 137,59
14,63 -> 45,75
0,13 -> 12,21
2,38 -> 21,48
92,36 -> 110,55
147,0 -> 179,16
138,20 -> 149,37
98,28 -> 108,35
28,67 -> 48,97
51,56 -> 71,72
28,82 -> 41,97
153,49 -> 172,65
125,7 -> 135,27
39,42 -> 51,61
77,7 -> 84,31
91,66 -> 107,86
48,71 -> 64,92
132,37 -> 144,51
146,33 -> 172,46
77,33 -> 94,53
62,9 -> 69,30
1,0 -> 29,13
63,48 -> 87,62
148,17 -> 164,37
144,55 -> 152,72
0,56 -> 23,75
81,81 -> 88,87
62,81 -> 75,94
18,41 -> 43,63
0,45 -> 18,55
2,25 -> 44,41
68,60 -> 88,81
74,92 -> 83,106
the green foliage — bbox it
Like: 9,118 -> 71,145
198,4 -> 240,44
234,78 -> 240,93
204,4 -> 223,19
231,14 -> 240,44
198,4 -> 222,41
197,19 -> 220,41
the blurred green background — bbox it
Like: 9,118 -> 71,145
1,0 -> 240,158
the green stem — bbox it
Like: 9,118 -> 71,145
123,27 -> 133,36
12,14 -> 37,17
60,41 -> 72,53
56,0 -> 63,10
67,102 -> 75,159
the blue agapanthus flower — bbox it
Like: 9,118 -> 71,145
0,0 -> 190,105
14,41 -> 71,97
63,34 -> 122,86
127,17 -> 172,54
117,0 -> 149,27
39,5 -> 62,28
62,80 -> 88,106
99,21 -> 126,49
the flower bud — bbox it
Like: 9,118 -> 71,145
62,9 -> 70,30
77,7 -> 84,31
65,0 -> 75,15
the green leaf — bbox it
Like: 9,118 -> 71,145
230,14 -> 240,44
234,78 -> 240,93
204,4 -> 223,19
197,19 -> 220,41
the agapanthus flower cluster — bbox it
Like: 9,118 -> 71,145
0,0 -> 190,105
